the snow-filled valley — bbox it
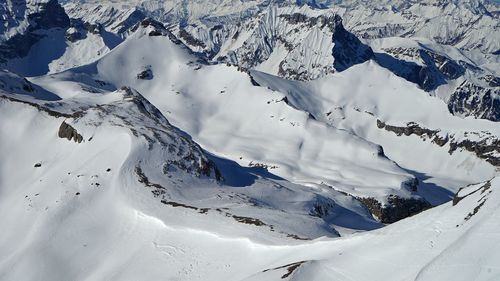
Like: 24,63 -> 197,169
0,0 -> 499,280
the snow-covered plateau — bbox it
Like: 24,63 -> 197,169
0,0 -> 499,280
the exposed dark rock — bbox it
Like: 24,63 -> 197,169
358,195 -> 431,224
377,120 -> 442,139
448,81 -> 500,122
453,181 -> 491,206
113,9 -> 146,34
331,15 -> 374,72
65,28 -> 83,42
21,79 -> 35,92
263,261 -> 307,279
448,138 -> 500,166
0,95 -> 83,118
131,18 -> 167,36
377,119 -> 500,166
0,0 -> 70,61
378,47 -> 465,92
137,68 -> 153,80
280,13 -> 310,25
135,165 -> 166,197
58,121 -> 83,143
232,215 -> 266,226
161,200 -> 199,210
179,29 -> 206,49
29,0 -> 70,30
281,261 -> 305,279
84,22 -> 103,35
279,13 -> 375,75
479,75 -> 500,87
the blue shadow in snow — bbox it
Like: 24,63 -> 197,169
209,154 -> 284,187
402,167 -> 455,206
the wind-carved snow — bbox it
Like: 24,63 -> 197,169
0,1 -> 499,280
35,21 -> 436,218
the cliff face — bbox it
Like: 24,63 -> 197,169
0,0 -> 70,62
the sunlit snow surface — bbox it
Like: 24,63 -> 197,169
0,3 -> 499,281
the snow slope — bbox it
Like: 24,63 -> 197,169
32,21 -> 432,213
253,61 -> 499,203
0,1 -> 499,280
1,83 -> 499,279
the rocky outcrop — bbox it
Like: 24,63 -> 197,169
377,46 -> 499,122
131,18 -> 168,36
178,29 -> 206,49
448,138 -> 500,167
377,47 -> 465,92
377,120 -> 500,166
376,120 -> 447,146
330,15 -> 374,72
137,68 -> 153,80
453,181 -> 491,206
448,81 -> 500,122
358,195 -> 431,224
65,27 -> 83,42
0,0 -> 70,62
58,121 -> 83,143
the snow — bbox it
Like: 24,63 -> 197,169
0,1 -> 499,280
34,27 -> 422,205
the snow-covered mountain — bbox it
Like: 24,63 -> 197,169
0,1 -> 499,280
2,0 -> 498,121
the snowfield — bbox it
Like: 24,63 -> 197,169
0,0 -> 499,280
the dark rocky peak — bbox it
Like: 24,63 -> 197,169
448,81 -> 500,122
375,46 -> 466,92
109,8 -> 146,35
279,12 -> 343,31
28,0 -> 70,30
330,15 -> 374,72
130,18 -> 168,36
64,18 -> 104,42
0,0 -> 69,62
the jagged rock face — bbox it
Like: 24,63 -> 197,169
354,176 -> 430,224
61,0 -> 500,56
176,7 -> 374,81
131,18 -> 168,36
377,119 -> 500,167
64,3 -> 146,35
341,0 -> 499,55
378,47 -> 466,91
137,68 -> 153,80
358,195 -> 430,224
27,0 -> 69,30
374,44 -> 500,122
448,81 -> 500,122
62,1 -> 500,122
0,0 -> 70,61
330,15 -> 374,72
452,180 -> 491,206
58,121 -> 83,143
